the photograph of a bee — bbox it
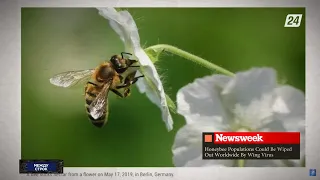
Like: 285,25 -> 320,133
49,52 -> 144,128
22,8 -> 305,167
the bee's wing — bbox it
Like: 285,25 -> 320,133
87,81 -> 112,120
49,69 -> 95,88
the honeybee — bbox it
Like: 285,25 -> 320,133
49,52 -> 144,128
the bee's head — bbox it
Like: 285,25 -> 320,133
110,55 -> 122,69
110,55 -> 130,74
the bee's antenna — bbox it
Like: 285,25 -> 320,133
121,52 -> 133,59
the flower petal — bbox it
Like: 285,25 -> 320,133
97,8 -> 137,52
221,68 -> 277,109
257,118 -> 287,132
272,85 -> 305,132
124,20 -> 174,131
135,66 -> 173,131
97,8 -> 173,131
233,93 -> 277,131
177,75 -> 231,125
97,8 -> 127,42
211,74 -> 232,90
172,118 -> 227,167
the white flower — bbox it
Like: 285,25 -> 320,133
172,68 -> 305,167
97,8 -> 173,131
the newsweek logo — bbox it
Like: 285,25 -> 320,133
215,133 -> 263,142
203,132 -> 300,145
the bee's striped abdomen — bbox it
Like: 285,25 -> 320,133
88,113 -> 106,128
84,82 -> 107,128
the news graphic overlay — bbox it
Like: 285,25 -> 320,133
203,132 -> 300,159
19,160 -> 63,174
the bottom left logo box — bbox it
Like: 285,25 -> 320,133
19,159 -> 64,174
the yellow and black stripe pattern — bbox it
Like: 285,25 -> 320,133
84,81 -> 107,128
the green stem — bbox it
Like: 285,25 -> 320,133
145,44 -> 234,76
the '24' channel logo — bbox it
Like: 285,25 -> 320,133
284,14 -> 303,27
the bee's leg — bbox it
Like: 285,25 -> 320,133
110,89 -> 125,98
124,88 -> 131,97
116,83 -> 131,89
119,75 -> 124,83
129,59 -> 138,63
129,75 -> 144,85
128,59 -> 140,67
116,75 -> 144,89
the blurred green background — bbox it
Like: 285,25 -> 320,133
21,8 -> 305,167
